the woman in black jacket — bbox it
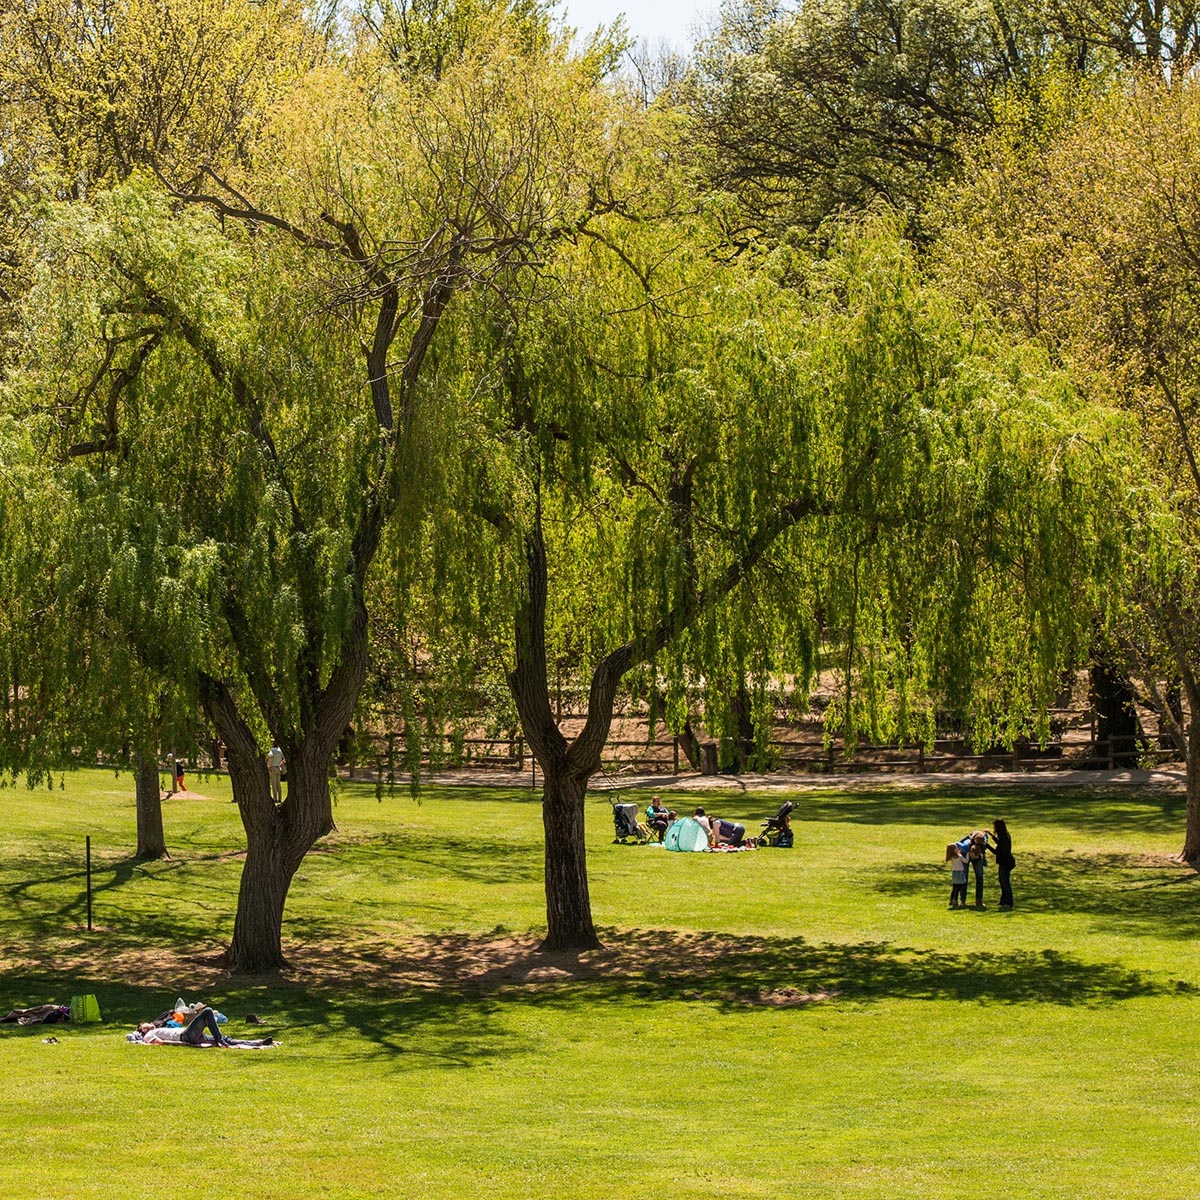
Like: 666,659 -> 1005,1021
990,818 -> 1016,909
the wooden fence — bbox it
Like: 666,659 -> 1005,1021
339,727 -> 1179,781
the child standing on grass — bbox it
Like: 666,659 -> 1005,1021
946,842 -> 968,909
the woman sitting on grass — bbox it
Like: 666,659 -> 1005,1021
710,816 -> 746,848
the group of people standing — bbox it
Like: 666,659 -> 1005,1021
945,819 -> 1015,910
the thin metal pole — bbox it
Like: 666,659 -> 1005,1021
86,835 -> 93,932
532,759 -> 536,791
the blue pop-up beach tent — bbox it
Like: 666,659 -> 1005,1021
663,817 -> 709,852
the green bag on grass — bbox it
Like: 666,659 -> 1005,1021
70,994 -> 101,1023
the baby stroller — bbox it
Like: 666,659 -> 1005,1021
612,802 -> 653,845
757,800 -> 795,848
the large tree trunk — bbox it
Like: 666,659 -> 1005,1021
1183,703 -> 1200,862
508,515 -> 608,953
134,749 -> 168,860
227,843 -> 291,971
656,688 -> 702,769
202,640 -> 359,971
1090,660 -> 1142,768
677,722 -> 702,770
732,679 -> 756,772
221,737 -> 335,971
1159,679 -> 1184,751
222,728 -> 291,971
540,767 -> 600,951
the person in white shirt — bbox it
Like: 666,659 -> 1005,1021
137,1006 -> 231,1046
268,745 -> 285,804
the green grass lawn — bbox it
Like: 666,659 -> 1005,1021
1,769 -> 1197,1198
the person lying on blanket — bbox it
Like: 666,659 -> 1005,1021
134,1006 -> 272,1047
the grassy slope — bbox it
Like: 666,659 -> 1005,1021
1,770 -> 1197,1199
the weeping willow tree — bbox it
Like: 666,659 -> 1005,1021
0,433 -> 189,858
0,0 -> 317,858
935,72 -> 1200,859
2,0 -> 635,969
412,205 -> 1124,950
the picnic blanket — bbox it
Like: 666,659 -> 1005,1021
126,1032 -> 280,1049
2,1005 -> 71,1025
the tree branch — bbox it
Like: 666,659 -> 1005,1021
566,493 -> 837,773
150,160 -> 341,253
65,328 -> 164,459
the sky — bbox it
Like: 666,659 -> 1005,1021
558,0 -> 717,50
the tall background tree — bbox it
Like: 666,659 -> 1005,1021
682,0 -> 1193,242
934,71 -> 1200,857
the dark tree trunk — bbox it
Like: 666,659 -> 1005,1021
1159,679 -> 1184,751
200,596 -> 365,972
227,844 -> 291,971
540,767 -> 600,951
1089,661 -> 1142,768
221,718 -> 292,971
676,723 -> 702,770
1183,695 -> 1200,863
219,728 -> 337,971
732,680 -> 756,772
656,688 -> 702,769
1184,755 -> 1200,863
508,515 -> 606,953
134,750 -> 168,860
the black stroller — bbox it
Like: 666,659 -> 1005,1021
612,802 -> 653,845
757,800 -> 795,848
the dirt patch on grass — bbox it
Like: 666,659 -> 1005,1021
1055,850 -> 1199,871
279,927 -> 840,1009
0,937 -> 233,992
752,987 -> 839,1006
0,928 -> 838,1009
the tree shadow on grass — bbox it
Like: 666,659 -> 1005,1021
0,926 -> 1176,1068
0,848 -> 242,950
319,831 -> 542,887
382,926 -> 1164,1007
0,826 -> 547,951
689,786 -> 1188,839
336,782 -> 545,807
874,852 -> 1200,939
0,969 -> 520,1070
